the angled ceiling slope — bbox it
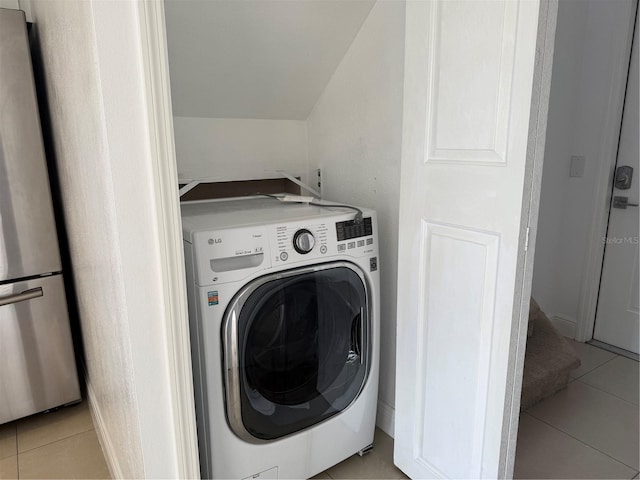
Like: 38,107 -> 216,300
164,0 -> 375,120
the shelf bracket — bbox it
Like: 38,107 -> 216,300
272,170 -> 321,198
178,171 -> 320,200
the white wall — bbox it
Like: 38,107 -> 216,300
173,117 -> 309,184
532,0 -> 634,336
307,0 -> 405,436
164,0 -> 374,120
0,0 -> 19,9
26,0 -> 184,477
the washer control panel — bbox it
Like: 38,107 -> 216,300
336,217 -> 373,241
335,217 -> 374,254
274,223 -> 328,261
271,214 -> 376,265
187,208 -> 377,285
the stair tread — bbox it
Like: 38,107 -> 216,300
521,308 -> 581,410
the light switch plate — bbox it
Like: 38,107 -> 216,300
570,155 -> 586,177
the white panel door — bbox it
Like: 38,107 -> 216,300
594,19 -> 639,354
394,1 -> 544,478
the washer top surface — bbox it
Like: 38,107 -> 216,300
181,197 -> 372,237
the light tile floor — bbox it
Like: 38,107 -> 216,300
514,339 -> 639,479
0,401 -> 110,479
312,428 -> 408,479
1,340 -> 636,480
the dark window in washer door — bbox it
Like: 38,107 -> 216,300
237,266 -> 369,440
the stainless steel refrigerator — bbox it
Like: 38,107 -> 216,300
0,8 -> 81,424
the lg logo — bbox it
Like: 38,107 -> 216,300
208,238 -> 223,245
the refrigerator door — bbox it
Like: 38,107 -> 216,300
0,274 -> 80,424
0,9 -> 61,282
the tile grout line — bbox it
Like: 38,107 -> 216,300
523,412 -> 639,471
16,428 -> 99,480
569,353 -> 619,382
573,378 -> 640,407
16,427 -> 96,456
2,422 -> 18,462
587,340 -> 640,361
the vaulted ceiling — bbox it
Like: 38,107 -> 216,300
164,0 -> 375,120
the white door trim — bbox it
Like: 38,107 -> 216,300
575,0 -> 637,343
135,1 -> 200,477
501,0 -> 558,476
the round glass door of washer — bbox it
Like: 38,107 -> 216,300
223,263 -> 370,441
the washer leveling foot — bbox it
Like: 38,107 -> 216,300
357,444 -> 374,457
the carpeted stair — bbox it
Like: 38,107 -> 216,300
520,299 -> 581,410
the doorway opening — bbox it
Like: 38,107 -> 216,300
516,0 -> 639,477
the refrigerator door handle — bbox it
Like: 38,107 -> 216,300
0,287 -> 44,307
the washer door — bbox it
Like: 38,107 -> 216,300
223,262 -> 370,441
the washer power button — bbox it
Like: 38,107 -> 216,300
280,252 -> 289,261
320,245 -> 327,254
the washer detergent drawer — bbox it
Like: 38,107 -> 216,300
0,274 -> 80,424
223,262 -> 371,441
191,227 -> 271,286
210,252 -> 264,273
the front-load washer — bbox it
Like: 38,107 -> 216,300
181,197 -> 380,480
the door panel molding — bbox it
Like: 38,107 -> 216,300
412,221 -> 499,478
425,0 -> 518,165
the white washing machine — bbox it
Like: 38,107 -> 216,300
181,197 -> 380,480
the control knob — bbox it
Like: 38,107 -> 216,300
293,229 -> 315,254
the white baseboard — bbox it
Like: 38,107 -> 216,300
86,380 -> 123,480
375,399 -> 395,438
549,314 -> 577,339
